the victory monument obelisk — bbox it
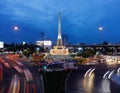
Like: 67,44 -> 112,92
50,12 -> 69,55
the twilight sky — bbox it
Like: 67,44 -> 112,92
0,0 -> 120,44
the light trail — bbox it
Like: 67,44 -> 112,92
108,70 -> 115,79
7,74 -> 20,93
84,68 -> 92,77
103,71 -> 110,79
23,68 -> 33,82
117,68 -> 120,73
13,65 -> 23,73
88,68 -> 95,77
26,83 -> 29,93
16,61 -> 24,66
32,83 -> 36,93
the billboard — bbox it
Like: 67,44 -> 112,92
0,42 -> 4,48
43,41 -> 52,46
36,41 -> 43,46
36,40 -> 52,50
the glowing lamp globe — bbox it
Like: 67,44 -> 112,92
98,27 -> 103,31
14,26 -> 19,30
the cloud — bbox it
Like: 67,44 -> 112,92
0,0 -> 120,43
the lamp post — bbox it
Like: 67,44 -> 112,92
13,26 -> 19,52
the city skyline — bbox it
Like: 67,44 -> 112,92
0,0 -> 120,44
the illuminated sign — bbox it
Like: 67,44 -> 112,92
36,41 -> 43,46
0,42 -> 4,48
43,41 -> 52,46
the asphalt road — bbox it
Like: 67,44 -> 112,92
66,63 -> 120,93
0,56 -> 44,93
1,55 -> 120,93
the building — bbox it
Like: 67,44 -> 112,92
0,41 -> 4,48
36,40 -> 52,50
62,34 -> 68,45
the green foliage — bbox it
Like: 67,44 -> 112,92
76,49 -> 95,58
23,49 -> 30,57
77,52 -> 83,56
5,43 -> 45,57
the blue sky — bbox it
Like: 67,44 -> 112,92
0,0 -> 120,44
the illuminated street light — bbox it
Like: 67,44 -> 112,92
98,27 -> 103,31
22,42 -> 26,45
14,26 -> 19,31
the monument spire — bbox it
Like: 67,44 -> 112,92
49,12 -> 69,55
57,11 -> 62,46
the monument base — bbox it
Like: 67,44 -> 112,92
50,45 -> 69,55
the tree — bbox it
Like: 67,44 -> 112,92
102,41 -> 108,45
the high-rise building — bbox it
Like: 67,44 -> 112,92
62,34 -> 68,45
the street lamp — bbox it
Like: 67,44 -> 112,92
13,26 -> 19,31
98,27 -> 103,31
